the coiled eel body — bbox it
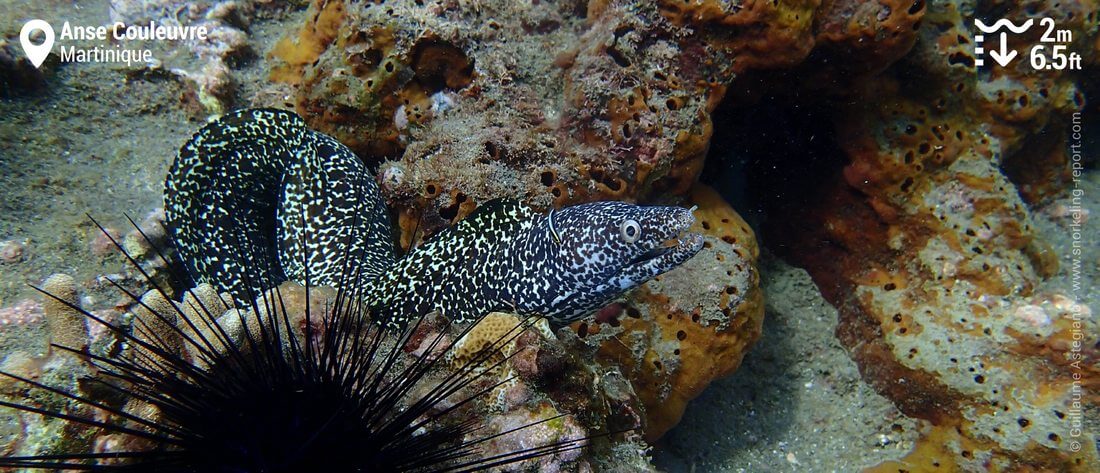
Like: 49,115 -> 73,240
166,109 -> 394,297
166,108 -> 703,327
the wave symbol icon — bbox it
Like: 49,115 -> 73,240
974,19 -> 1034,34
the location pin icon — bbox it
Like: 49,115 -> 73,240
20,19 -> 55,68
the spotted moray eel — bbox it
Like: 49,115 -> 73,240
166,108 -> 703,327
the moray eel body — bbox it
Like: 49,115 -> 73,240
368,200 -> 703,327
166,109 -> 394,301
166,109 -> 703,327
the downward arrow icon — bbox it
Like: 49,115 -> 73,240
988,32 -> 1017,67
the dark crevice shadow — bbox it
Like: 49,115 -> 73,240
653,82 -> 850,471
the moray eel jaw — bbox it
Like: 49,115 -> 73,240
611,207 -> 704,291
617,232 -> 705,288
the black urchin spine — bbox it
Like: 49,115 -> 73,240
0,222 -> 590,471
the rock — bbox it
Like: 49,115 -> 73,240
90,227 -> 123,257
449,312 -> 524,370
765,1 -> 1100,470
269,0 -> 820,239
579,184 -> 763,440
481,403 -> 587,473
0,40 -> 49,97
0,240 -> 25,264
41,274 -> 88,352
132,290 -> 182,357
0,299 -> 43,326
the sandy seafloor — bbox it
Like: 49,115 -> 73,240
0,2 -> 1095,471
653,255 -> 920,472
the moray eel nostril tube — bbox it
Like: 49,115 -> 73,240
165,108 -> 703,327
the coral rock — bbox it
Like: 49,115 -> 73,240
133,290 -> 182,358
89,227 -> 123,257
0,299 -> 43,326
766,1 -> 1100,470
811,0 -> 926,80
579,185 -> 763,441
481,403 -> 586,473
0,240 -> 25,264
449,312 -> 524,369
121,208 -> 168,260
271,0 -> 822,238
41,274 -> 88,352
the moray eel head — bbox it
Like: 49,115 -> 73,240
598,202 -> 703,289
533,201 -> 704,323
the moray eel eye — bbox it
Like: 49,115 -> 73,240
620,219 -> 641,243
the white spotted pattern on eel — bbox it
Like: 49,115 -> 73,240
165,108 -> 705,328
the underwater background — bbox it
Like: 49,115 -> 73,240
0,0 -> 1096,471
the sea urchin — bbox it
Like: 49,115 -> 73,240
0,221 -> 588,471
